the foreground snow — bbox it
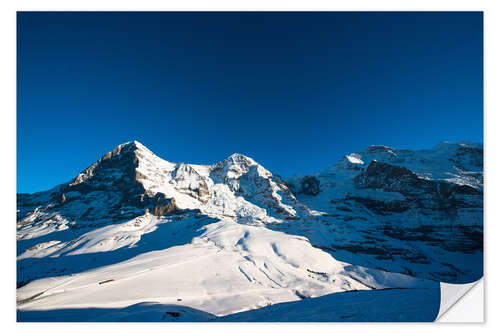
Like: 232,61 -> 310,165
18,287 -> 439,322
17,216 -> 436,317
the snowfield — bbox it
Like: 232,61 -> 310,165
17,216 -> 436,317
16,140 -> 482,321
18,288 -> 440,322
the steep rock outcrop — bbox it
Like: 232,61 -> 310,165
301,176 -> 321,196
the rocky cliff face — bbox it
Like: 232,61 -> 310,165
17,142 -> 182,240
17,141 -> 483,287
285,142 -> 483,283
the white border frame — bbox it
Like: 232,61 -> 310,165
2,1 -> 497,331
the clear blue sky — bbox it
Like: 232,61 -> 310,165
17,12 -> 483,193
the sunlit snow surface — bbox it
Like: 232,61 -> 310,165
16,141 -> 481,321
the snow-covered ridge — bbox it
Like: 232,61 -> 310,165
285,141 -> 482,283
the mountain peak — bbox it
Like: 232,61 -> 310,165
218,153 -> 257,166
112,140 -> 149,155
228,152 -> 254,161
70,141 -> 151,187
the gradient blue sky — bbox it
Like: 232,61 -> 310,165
17,12 -> 483,193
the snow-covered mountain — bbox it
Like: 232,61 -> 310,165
16,141 -> 482,321
286,142 -> 483,283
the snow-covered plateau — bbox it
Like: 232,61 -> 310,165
16,141 -> 483,321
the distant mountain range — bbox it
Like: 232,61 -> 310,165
17,141 -> 483,321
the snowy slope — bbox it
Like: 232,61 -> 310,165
219,287 -> 440,322
18,287 -> 440,322
17,213 -> 435,317
16,140 -> 482,321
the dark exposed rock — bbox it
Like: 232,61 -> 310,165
59,193 -> 66,204
151,194 -> 178,216
354,161 -> 420,194
336,206 -> 353,212
135,171 -> 148,181
449,146 -> 483,169
365,145 -> 393,154
301,176 -> 320,196
17,141 -> 179,226
273,177 -> 296,197
381,224 -> 483,254
172,164 -> 212,203
341,215 -> 367,222
345,196 -> 411,215
286,182 -> 298,195
353,161 -> 482,213
70,142 -> 140,188
81,208 -> 94,219
48,191 -> 67,205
